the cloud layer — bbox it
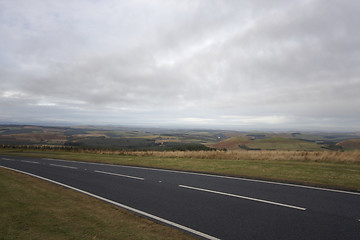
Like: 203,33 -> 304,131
1,0 -> 360,130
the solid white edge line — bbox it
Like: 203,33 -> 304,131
94,170 -> 144,180
0,165 -> 220,240
179,185 -> 307,211
42,158 -> 360,196
49,164 -> 77,169
21,160 -> 40,164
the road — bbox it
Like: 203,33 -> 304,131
1,154 -> 359,240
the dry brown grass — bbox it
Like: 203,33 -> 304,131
77,149 -> 360,163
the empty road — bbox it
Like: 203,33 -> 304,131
1,155 -> 359,240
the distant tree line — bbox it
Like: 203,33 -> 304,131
238,144 -> 261,151
0,142 -> 215,152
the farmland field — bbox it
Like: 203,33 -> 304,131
1,125 -> 360,151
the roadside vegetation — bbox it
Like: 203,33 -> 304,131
0,168 -> 195,240
89,149 -> 360,163
1,148 -> 359,191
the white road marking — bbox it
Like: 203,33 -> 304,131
49,164 -> 77,169
0,165 -> 220,240
41,157 -> 360,195
21,160 -> 40,164
94,170 -> 144,181
1,158 -> 14,161
179,184 -> 307,211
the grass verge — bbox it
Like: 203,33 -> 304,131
1,148 -> 359,192
0,167 -> 195,240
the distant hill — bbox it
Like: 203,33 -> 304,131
0,125 -> 225,151
336,139 -> 360,150
1,124 -> 359,151
209,136 -> 324,151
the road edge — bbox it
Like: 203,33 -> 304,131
0,165 -> 220,240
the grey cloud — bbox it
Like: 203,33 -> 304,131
1,0 -> 359,130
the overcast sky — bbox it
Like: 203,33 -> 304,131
1,0 -> 359,131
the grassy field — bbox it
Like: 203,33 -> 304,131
210,137 -> 325,151
1,149 -> 359,191
0,167 -> 195,240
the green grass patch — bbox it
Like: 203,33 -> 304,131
247,138 -> 323,151
211,137 -> 324,151
0,167 -> 195,240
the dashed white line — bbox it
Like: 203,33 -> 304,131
0,165 -> 220,240
21,160 -> 40,164
41,157 -> 360,196
49,164 -> 77,169
1,158 -> 14,161
94,170 -> 144,181
179,184 -> 307,211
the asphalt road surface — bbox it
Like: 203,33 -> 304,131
1,154 -> 359,240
